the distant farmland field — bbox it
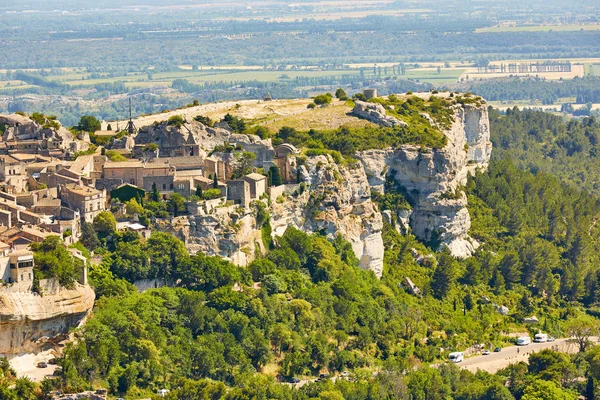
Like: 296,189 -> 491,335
476,24 -> 600,33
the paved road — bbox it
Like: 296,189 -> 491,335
458,338 -> 580,373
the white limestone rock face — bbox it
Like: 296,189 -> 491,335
163,211 -> 266,268
358,103 -> 492,258
270,155 -> 385,277
353,100 -> 408,128
0,283 -> 95,356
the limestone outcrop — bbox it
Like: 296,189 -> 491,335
134,119 -> 274,165
0,113 -> 78,152
170,207 -> 265,267
270,155 -> 385,277
0,282 -> 95,356
352,100 -> 407,128
358,102 -> 492,257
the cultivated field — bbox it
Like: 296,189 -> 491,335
476,24 -> 600,33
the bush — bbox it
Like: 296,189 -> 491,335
194,115 -> 214,127
203,188 -> 222,200
313,93 -> 332,106
167,115 -> 185,127
307,103 -> 316,109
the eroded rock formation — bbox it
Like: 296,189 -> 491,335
352,100 -> 407,128
358,102 -> 492,257
0,283 -> 95,356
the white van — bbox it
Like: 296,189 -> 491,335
516,336 -> 531,346
534,333 -> 548,343
449,352 -> 464,363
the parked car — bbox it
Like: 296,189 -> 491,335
36,362 -> 47,368
341,371 -> 349,377
290,377 -> 300,384
534,333 -> 548,343
319,373 -> 329,379
48,358 -> 58,365
482,350 -> 491,355
494,347 -> 502,352
547,336 -> 556,342
516,336 -> 531,346
449,352 -> 464,363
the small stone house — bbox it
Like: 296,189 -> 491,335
243,173 -> 267,200
227,180 -> 251,208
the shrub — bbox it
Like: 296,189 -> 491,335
314,94 -> 332,106
203,188 -> 222,200
167,115 -> 185,127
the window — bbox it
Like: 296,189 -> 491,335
28,273 -> 31,280
170,184 -> 174,190
162,184 -> 166,190
20,274 -> 23,281
178,184 -> 185,190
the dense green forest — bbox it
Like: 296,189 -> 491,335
489,108 -> 600,196
465,77 -> 600,105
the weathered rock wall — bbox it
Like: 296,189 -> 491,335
270,155 -> 384,277
0,283 -> 95,356
358,103 -> 491,257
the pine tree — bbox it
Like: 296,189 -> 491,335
431,252 -> 456,300
490,268 -> 505,294
464,292 -> 474,312
213,174 -> 219,189
195,184 -> 203,198
150,182 -> 160,202
586,374 -> 595,400
269,165 -> 283,186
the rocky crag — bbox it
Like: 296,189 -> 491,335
168,94 -> 491,275
358,101 -> 492,257
270,155 -> 384,277
0,282 -> 95,356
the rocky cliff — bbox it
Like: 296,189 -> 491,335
168,94 -> 490,275
0,283 -> 95,356
358,101 -> 492,257
270,155 -> 384,277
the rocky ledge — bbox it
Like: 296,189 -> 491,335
0,283 -> 95,356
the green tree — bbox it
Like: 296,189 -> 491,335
234,151 -> 257,178
269,165 -> 283,186
150,182 -> 160,202
195,184 -> 203,198
431,252 -> 456,299
14,377 -> 36,400
213,174 -> 219,189
314,93 -> 333,105
77,115 -> 101,133
80,222 -> 100,251
93,211 -> 117,238
167,115 -> 185,127
335,88 -> 347,99
125,198 -> 144,215
167,193 -> 185,217
521,379 -> 577,400
565,314 -> 599,352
